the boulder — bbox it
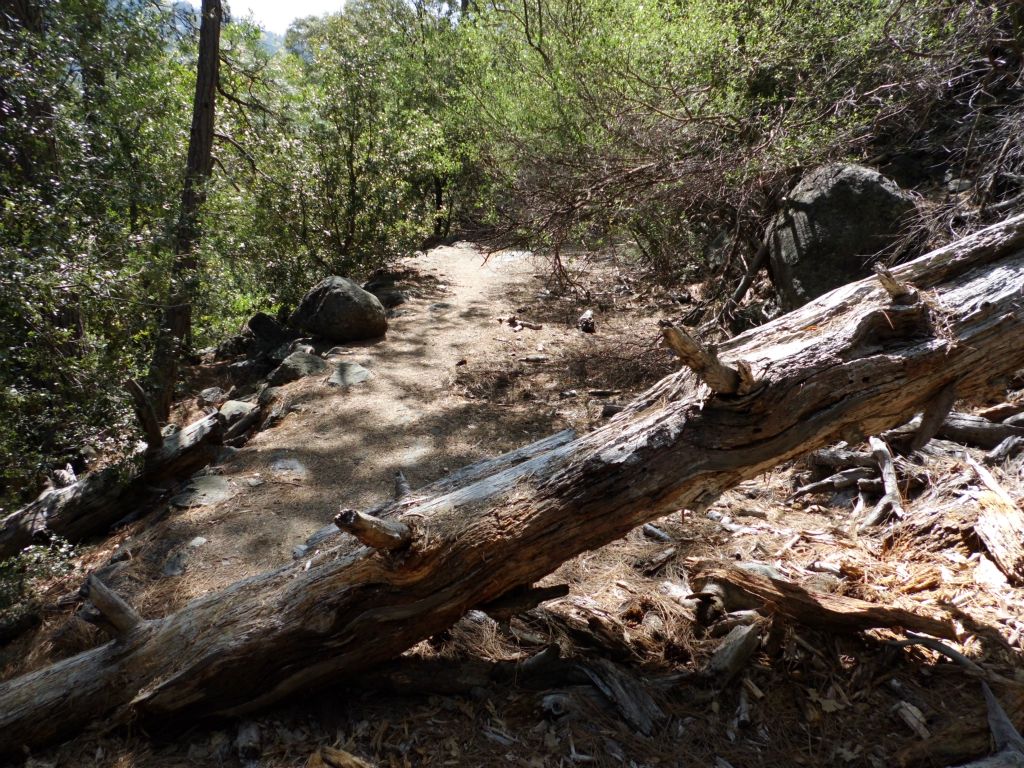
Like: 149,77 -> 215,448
289,277 -> 387,342
267,351 -> 328,386
768,164 -> 916,309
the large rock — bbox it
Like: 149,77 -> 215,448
289,277 -> 387,342
768,164 -> 916,309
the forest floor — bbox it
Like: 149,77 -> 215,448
5,243 -> 1024,768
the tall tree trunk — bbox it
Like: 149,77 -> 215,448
2,215 -> 1024,756
148,0 -> 222,420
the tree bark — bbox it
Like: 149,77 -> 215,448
3,215 -> 1024,756
148,0 -> 222,420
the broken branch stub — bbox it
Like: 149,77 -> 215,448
874,263 -> 919,303
660,322 -> 755,395
334,508 -> 412,551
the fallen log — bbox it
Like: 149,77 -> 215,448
692,566 -> 955,639
0,413 -> 223,561
3,214 -> 1024,756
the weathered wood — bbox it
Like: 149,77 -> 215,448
79,575 -> 142,638
968,458 -> 1024,584
477,583 -> 569,622
0,413 -> 223,560
294,429 -> 577,557
693,566 -> 955,639
874,263 -> 918,302
334,509 -> 412,551
911,382 -> 958,451
2,215 -> 1024,755
791,467 -> 876,498
986,436 -> 1024,465
938,413 -> 1024,450
660,322 -> 750,394
860,436 -> 906,527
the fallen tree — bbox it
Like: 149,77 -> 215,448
3,214 -> 1024,756
0,412 -> 223,561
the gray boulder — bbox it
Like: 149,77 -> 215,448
768,164 -> 916,309
267,351 -> 328,386
289,276 -> 387,342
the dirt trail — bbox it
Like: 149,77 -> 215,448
119,243 -> 573,615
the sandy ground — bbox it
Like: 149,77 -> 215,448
105,244 -> 587,617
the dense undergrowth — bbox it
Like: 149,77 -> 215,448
1,0 -> 1022,509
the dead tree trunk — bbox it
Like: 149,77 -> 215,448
0,414 -> 223,560
3,215 -> 1024,756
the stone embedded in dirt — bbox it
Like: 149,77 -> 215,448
327,361 -> 373,388
266,350 -> 328,386
768,163 -> 917,310
429,302 -> 453,312
269,455 -> 308,478
578,309 -> 596,333
198,387 -> 227,406
288,276 -> 387,342
170,475 -> 234,508
189,536 -> 207,548
219,400 -> 257,427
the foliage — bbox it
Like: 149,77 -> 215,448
0,0 -> 1020,510
0,0 -> 190,508
0,537 -> 76,618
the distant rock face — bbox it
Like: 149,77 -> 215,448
267,350 -> 328,386
289,276 -> 387,342
768,164 -> 916,309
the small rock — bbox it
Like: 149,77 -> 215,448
270,456 -> 308,478
267,351 -> 328,386
198,387 -> 227,406
171,475 -> 234,508
327,361 -> 373,387
188,536 -> 208,548
219,399 -> 257,426
578,310 -> 596,333
246,476 -> 265,487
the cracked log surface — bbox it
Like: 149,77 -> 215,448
3,215 -> 1024,755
